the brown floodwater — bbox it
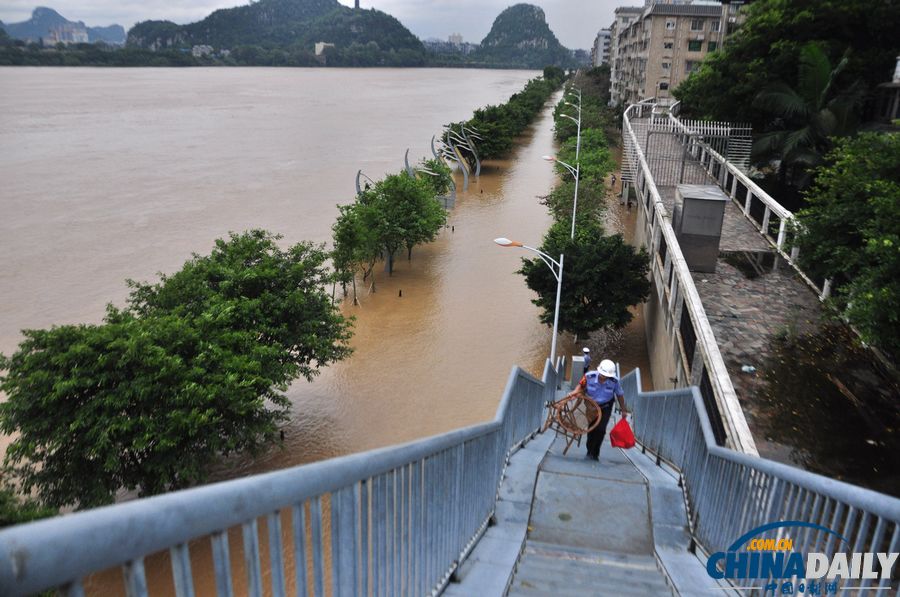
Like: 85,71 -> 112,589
0,66 -> 560,465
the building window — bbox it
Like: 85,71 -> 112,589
688,40 -> 703,52
662,62 -> 670,70
708,41 -> 718,52
710,20 -> 721,32
659,82 -> 670,91
690,19 -> 704,31
664,41 -> 674,49
685,60 -> 699,73
666,20 -> 676,30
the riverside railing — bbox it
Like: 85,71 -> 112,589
0,361 -> 560,597
622,102 -> 757,455
622,368 -> 900,596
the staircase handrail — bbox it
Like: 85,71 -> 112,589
622,367 -> 900,587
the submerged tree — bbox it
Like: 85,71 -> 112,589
0,231 -> 353,509
418,157 -> 454,197
361,173 -> 446,274
332,202 -> 380,303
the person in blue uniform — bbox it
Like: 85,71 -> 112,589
581,347 -> 591,373
566,358 -> 628,461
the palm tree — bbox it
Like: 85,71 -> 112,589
752,42 -> 864,188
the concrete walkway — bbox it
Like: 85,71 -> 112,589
444,423 -> 739,596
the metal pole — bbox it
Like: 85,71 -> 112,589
575,113 -> 581,162
570,163 -> 579,240
550,253 -> 564,365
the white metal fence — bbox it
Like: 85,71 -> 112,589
622,101 -> 758,454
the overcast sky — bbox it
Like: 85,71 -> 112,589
0,0 -> 619,49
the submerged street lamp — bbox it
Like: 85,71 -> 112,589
543,155 -> 580,240
494,237 -> 564,365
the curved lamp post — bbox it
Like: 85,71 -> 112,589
494,237 -> 564,365
355,169 -> 377,196
561,87 -> 582,161
431,135 -> 458,196
543,155 -> 580,240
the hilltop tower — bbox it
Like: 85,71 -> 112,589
355,0 -> 360,8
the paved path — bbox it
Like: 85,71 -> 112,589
444,418 -> 739,596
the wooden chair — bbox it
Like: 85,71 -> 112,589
542,394 -> 602,455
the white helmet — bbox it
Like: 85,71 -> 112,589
598,359 -> 617,378
582,347 -> 590,353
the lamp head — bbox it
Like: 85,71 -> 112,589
542,155 -> 557,162
494,238 -> 523,247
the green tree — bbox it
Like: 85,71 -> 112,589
361,173 -> 446,274
418,158 -> 453,197
752,42 -> 864,187
518,218 -> 651,337
673,0 -> 899,129
556,128 -> 616,186
543,65 -> 566,85
794,133 -> 900,355
332,202 -> 380,303
0,231 -> 352,508
0,487 -> 56,528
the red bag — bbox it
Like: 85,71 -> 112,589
610,417 -> 636,449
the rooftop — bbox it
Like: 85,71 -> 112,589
645,4 -> 722,17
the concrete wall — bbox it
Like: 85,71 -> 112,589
633,205 -> 681,393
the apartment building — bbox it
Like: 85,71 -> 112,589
608,6 -> 643,106
591,29 -> 611,66
613,3 -> 724,106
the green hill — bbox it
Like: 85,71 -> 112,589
127,0 -> 424,62
475,4 -> 573,69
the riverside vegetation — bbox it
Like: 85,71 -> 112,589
519,67 -> 651,338
331,69 -> 564,304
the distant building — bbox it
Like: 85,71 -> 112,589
423,38 -> 478,56
314,42 -> 335,56
591,29 -> 611,66
191,45 -> 214,58
355,0 -> 360,8
608,6 -> 643,106
613,3 -> 743,106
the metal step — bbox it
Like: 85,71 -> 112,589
509,549 -> 674,596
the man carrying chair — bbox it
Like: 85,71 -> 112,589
565,358 -> 629,461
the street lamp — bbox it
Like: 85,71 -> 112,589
543,155 -> 580,240
494,237 -> 564,365
558,113 -> 582,161
562,89 -> 582,161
